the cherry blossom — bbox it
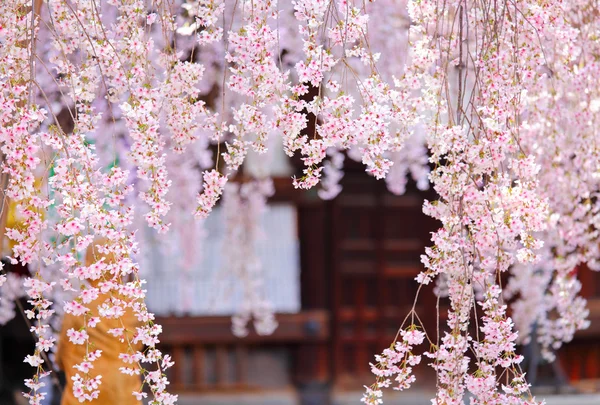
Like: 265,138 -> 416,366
2,0 -> 600,404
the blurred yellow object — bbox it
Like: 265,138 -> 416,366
56,241 -> 143,405
2,177 -> 47,256
3,197 -> 19,255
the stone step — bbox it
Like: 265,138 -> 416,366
171,391 -> 600,405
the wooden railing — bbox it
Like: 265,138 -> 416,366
560,298 -> 600,383
156,310 -> 330,392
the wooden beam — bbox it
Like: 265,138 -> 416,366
156,310 -> 329,345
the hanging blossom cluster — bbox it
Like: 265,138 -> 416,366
1,2 -> 52,401
1,1 -> 431,402
363,0 -> 591,403
1,0 -> 176,403
182,0 -> 435,210
505,0 -> 600,361
221,179 -> 278,337
361,327 -> 425,405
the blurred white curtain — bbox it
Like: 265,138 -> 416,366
142,204 -> 301,316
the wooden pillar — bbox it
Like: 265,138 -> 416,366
296,201 -> 332,405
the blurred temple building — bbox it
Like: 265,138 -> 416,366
141,161 -> 600,405
1,149 -> 600,405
